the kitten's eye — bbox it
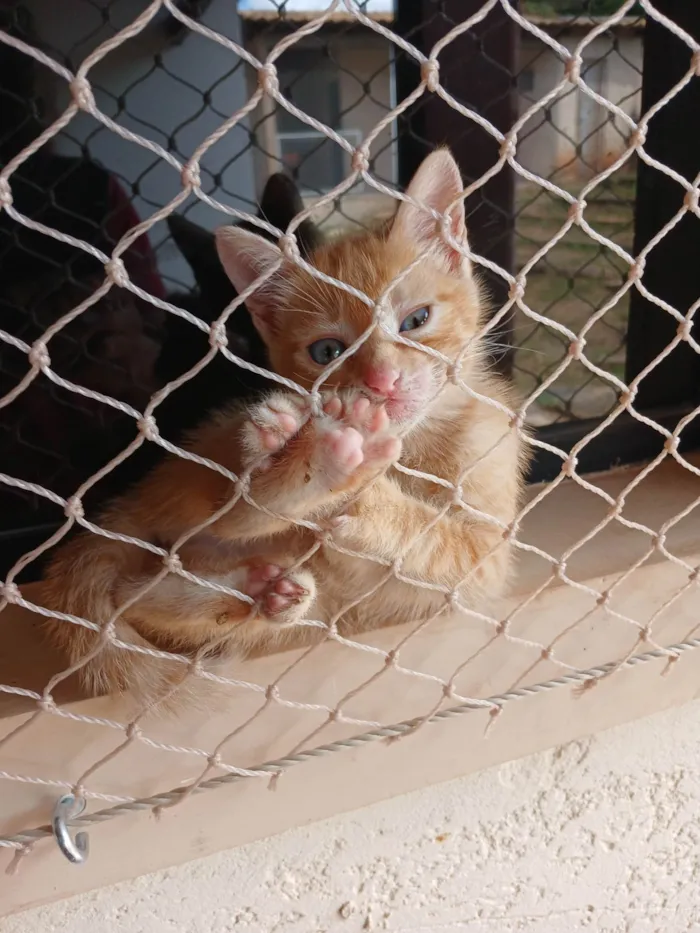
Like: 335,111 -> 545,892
400,306 -> 430,333
308,337 -> 347,365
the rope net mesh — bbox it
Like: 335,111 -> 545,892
0,0 -> 698,854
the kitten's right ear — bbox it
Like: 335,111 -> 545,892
215,226 -> 284,339
258,172 -> 323,256
389,148 -> 470,277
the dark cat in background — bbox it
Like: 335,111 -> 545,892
41,176 -> 324,510
0,173 -> 321,581
156,172 -> 322,443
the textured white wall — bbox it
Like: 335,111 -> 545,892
7,700 -> 700,933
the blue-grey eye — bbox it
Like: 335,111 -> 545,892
400,306 -> 430,333
308,337 -> 347,365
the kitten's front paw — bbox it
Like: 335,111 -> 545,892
315,424 -> 365,488
241,392 -> 309,470
343,395 -> 402,472
316,392 -> 401,488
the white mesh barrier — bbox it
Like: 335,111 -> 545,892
0,0 -> 699,863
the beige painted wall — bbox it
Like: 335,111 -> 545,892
247,24 -> 643,212
335,34 -> 395,187
7,699 -> 700,932
518,29 -> 643,179
247,30 -> 395,200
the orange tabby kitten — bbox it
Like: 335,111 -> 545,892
41,149 -> 527,703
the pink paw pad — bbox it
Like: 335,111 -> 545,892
364,435 -> 401,467
244,563 -> 308,617
323,396 -> 343,419
321,426 -> 364,475
256,411 -> 300,452
348,396 -> 370,422
245,394 -> 307,466
365,404 -> 389,434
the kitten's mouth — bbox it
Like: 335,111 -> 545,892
385,395 -> 424,423
361,376 -> 433,424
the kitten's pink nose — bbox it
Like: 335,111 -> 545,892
363,365 -> 400,396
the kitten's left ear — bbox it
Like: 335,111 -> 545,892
215,226 -> 284,341
256,172 -> 323,257
389,148 -> 470,277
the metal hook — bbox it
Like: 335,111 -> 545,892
51,794 -> 89,865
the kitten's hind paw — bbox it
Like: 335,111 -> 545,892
241,392 -> 309,470
243,560 -> 316,627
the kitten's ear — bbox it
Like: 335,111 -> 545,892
215,226 -> 283,340
259,172 -> 305,229
257,172 -> 323,257
389,148 -> 470,276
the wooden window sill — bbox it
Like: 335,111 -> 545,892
1,455 -> 699,915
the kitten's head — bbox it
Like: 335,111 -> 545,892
216,149 -> 484,425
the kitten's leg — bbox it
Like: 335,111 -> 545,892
331,475 -> 512,605
116,558 -> 316,646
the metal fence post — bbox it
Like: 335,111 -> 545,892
625,2 -> 700,412
395,0 -> 518,377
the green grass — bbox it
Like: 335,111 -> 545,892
512,175 -> 634,423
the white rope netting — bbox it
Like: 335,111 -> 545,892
0,0 -> 698,863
